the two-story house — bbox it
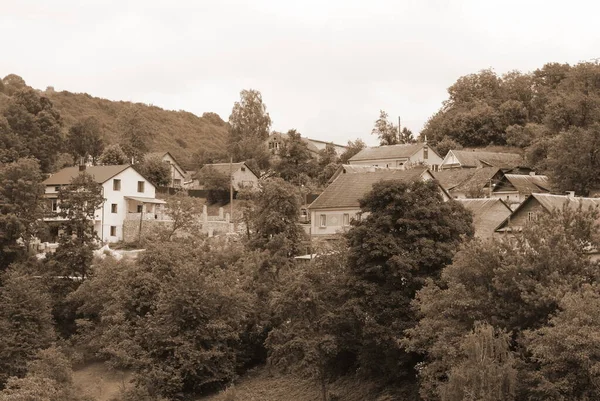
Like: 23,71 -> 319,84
145,151 -> 187,188
308,167 -> 449,237
348,142 -> 443,170
43,164 -> 166,243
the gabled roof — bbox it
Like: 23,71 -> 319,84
448,150 -> 523,168
145,151 -> 186,176
327,164 -> 395,184
433,167 -> 500,192
500,174 -> 551,194
456,198 -> 512,239
349,143 -> 434,162
309,167 -> 431,210
43,165 -> 131,185
495,193 -> 600,231
267,132 -> 346,154
197,162 -> 259,179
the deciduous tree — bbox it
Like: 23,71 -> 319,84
372,110 -> 398,145
66,117 -> 104,164
98,144 -> 129,165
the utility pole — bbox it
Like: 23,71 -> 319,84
229,156 -> 233,228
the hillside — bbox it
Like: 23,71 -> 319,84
45,90 -> 228,168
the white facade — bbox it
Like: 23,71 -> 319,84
232,165 -> 259,190
349,146 -> 443,170
160,152 -> 186,187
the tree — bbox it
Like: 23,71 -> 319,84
399,127 -> 415,144
267,249 -> 349,401
546,123 -> 600,195
116,107 -> 150,164
1,74 -> 27,96
440,324 -> 517,401
341,180 -> 473,383
0,268 -> 55,386
138,155 -> 171,187
66,117 -> 104,164
405,206 -> 600,400
198,167 -> 230,204
274,130 -> 314,185
228,89 -> 272,170
98,144 -> 129,165
2,89 -> 63,172
339,138 -> 366,164
372,110 -> 399,145
433,136 -> 462,158
0,158 -> 45,269
162,192 -> 202,240
48,173 -> 104,279
249,178 -> 304,257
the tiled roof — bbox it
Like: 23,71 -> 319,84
451,150 -> 523,168
309,167 -> 428,210
327,164 -> 394,184
349,143 -> 426,162
502,174 -> 550,194
433,167 -> 499,192
197,162 -> 258,178
456,198 -> 512,239
43,165 -> 130,185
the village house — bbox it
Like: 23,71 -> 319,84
348,142 -> 443,170
43,164 -> 167,243
495,193 -> 600,234
440,150 -> 524,170
490,173 -> 551,206
145,151 -> 187,188
308,167 -> 449,237
196,162 -> 259,191
433,167 -> 503,199
456,198 -> 512,240
266,132 -> 347,159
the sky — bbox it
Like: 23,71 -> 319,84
2,0 -> 600,147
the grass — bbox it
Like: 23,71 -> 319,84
71,362 -> 133,401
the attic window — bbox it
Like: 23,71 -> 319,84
528,212 -> 537,222
423,148 -> 429,159
241,167 -> 246,172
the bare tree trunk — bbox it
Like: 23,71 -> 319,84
320,371 -> 328,401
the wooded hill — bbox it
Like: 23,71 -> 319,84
0,75 -> 229,169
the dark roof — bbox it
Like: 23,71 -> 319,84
501,174 -> 550,194
433,167 -> 500,192
309,167 -> 429,210
43,165 -> 130,185
449,150 -> 523,168
495,193 -> 600,231
456,198 -> 512,239
327,164 -> 394,184
197,162 -> 258,178
349,143 -> 427,162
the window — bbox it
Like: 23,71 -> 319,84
137,204 -> 143,213
528,212 -> 537,222
51,199 -> 58,212
111,204 -> 118,213
113,179 -> 121,191
319,214 -> 326,227
137,181 -> 145,193
423,147 -> 429,159
110,226 -> 117,236
173,179 -> 181,186
241,167 -> 246,172
343,213 -> 350,226
54,186 -> 60,192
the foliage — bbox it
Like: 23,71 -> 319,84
372,110 -> 398,145
432,136 -> 461,159
116,107 -> 150,164
248,178 -> 304,257
162,192 -> 202,240
274,130 -> 316,185
98,144 -> 129,165
1,74 -> 27,96
2,88 -> 63,172
0,268 -> 55,387
228,89 -> 272,170
0,158 -> 45,269
339,138 -> 366,164
399,127 -> 415,144
137,155 -> 170,187
267,249 -> 349,401
199,166 -> 231,204
47,173 -> 104,279
66,117 -> 104,164
341,180 -> 473,383
439,324 -> 517,401
546,123 -> 600,195
405,206 -> 600,400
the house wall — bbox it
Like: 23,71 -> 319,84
440,151 -> 462,169
504,199 -> 545,229
348,157 -> 409,168
490,191 -> 524,205
349,146 -> 442,170
409,146 -> 443,169
310,208 -> 361,236
232,166 -> 259,190
161,153 -> 186,187
99,168 -> 157,243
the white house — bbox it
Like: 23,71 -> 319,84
196,162 -> 259,191
145,151 -> 187,187
348,142 -> 443,170
43,165 -> 167,243
308,167 -> 449,236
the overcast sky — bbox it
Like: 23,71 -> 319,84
2,0 -> 599,146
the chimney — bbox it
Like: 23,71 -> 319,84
566,191 -> 575,198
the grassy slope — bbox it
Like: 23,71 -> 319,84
71,362 -> 133,401
45,90 -> 229,169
